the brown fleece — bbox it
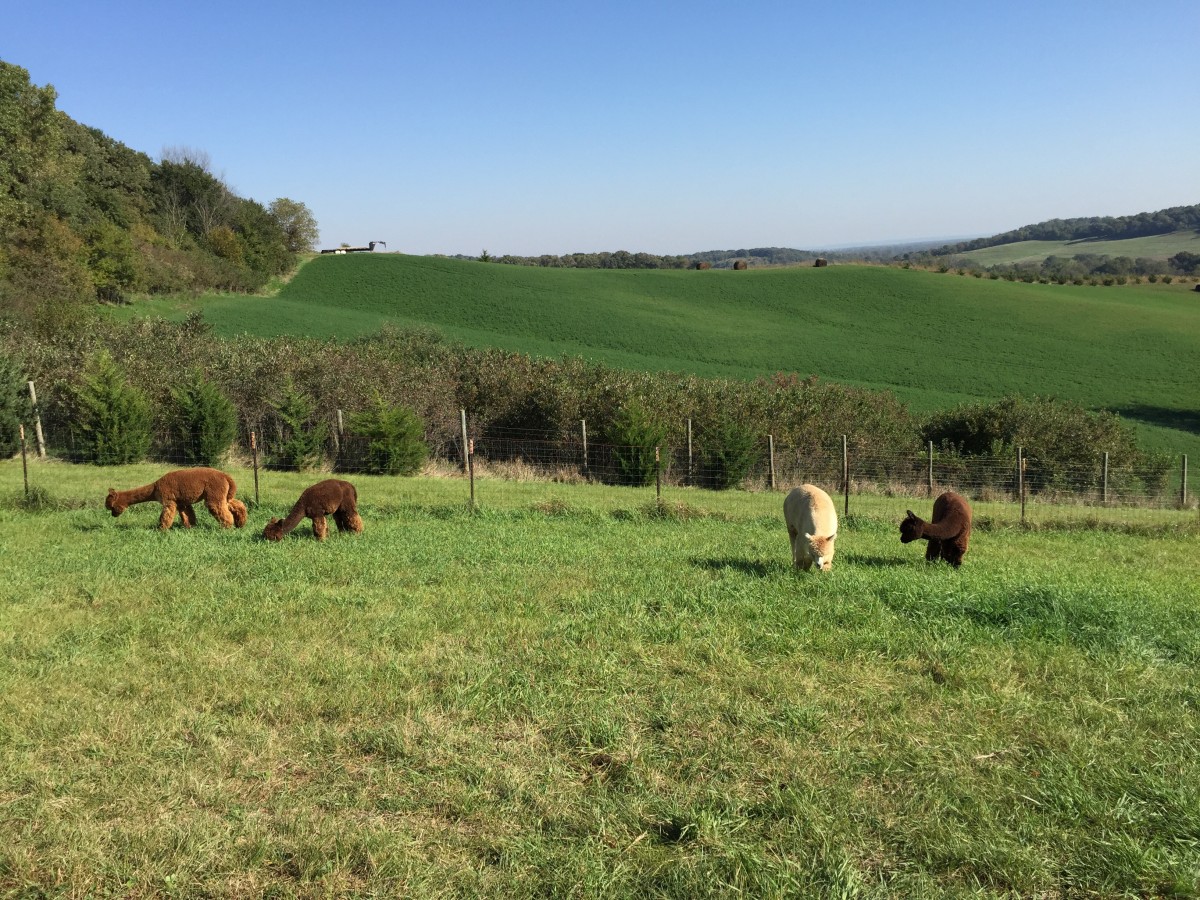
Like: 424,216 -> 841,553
263,479 -> 363,542
900,490 -> 973,567
105,467 -> 248,530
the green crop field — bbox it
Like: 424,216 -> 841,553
958,231 -> 1200,266
118,255 -> 1200,455
2,460 -> 1198,897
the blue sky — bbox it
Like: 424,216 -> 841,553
3,0 -> 1197,256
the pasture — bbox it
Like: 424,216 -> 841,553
957,231 -> 1200,267
2,460 -> 1198,897
115,255 -> 1200,455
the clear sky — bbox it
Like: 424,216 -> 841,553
3,0 -> 1197,256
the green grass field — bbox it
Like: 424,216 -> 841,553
958,231 -> 1200,266
2,460 -> 1199,896
117,254 -> 1200,456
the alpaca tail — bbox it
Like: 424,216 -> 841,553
230,499 -> 248,528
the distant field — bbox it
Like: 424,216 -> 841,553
958,230 -> 1200,266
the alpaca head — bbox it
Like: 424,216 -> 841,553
804,532 -> 836,571
899,511 -> 923,543
105,489 -> 127,517
262,517 -> 285,541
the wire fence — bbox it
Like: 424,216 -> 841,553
11,416 -> 1199,530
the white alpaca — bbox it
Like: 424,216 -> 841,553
783,484 -> 838,572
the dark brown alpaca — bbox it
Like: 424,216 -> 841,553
263,479 -> 363,541
105,467 -> 248,530
900,491 -> 973,567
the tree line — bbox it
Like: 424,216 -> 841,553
0,59 -> 318,333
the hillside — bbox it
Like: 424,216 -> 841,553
119,254 -> 1200,450
958,231 -> 1200,267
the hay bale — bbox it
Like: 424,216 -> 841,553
695,261 -> 711,270
733,260 -> 748,270
814,257 -> 828,267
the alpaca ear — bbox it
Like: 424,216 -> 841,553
906,510 -> 916,518
804,532 -> 813,541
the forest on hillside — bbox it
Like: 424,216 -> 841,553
0,59 -> 317,332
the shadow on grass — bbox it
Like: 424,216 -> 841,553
842,553 -> 909,568
1116,404 -> 1200,436
692,557 -> 788,578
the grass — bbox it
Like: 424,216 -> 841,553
958,231 -> 1200,266
113,255 -> 1200,458
2,459 -> 1199,897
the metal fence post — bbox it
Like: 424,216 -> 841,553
842,435 -> 849,520
768,434 -> 775,491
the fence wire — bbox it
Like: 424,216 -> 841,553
12,420 -> 1199,528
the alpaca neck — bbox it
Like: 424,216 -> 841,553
918,516 -> 962,540
277,501 -> 309,536
115,482 -> 158,506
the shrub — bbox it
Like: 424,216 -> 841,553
70,350 -> 153,465
702,417 -> 761,490
169,371 -> 237,466
608,401 -> 668,486
0,352 -> 31,458
268,379 -> 327,471
346,397 -> 428,476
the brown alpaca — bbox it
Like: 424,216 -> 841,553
899,491 -> 973,567
105,467 -> 248,530
263,479 -> 363,542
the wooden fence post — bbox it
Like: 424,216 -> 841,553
686,418 -> 693,486
842,435 -> 849,520
334,409 -> 344,455
19,424 -> 29,499
460,409 -> 470,474
251,431 -> 260,505
768,434 -> 775,491
581,419 -> 589,478
655,446 -> 661,504
1102,451 -> 1109,505
27,381 -> 46,459
1018,446 -> 1026,525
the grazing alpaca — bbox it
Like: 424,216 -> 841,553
900,491 -> 973,567
105,467 -> 248,530
783,483 -> 838,572
263,479 -> 363,542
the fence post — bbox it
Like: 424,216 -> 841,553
581,419 -> 589,478
460,409 -> 470,474
927,440 -> 934,496
27,381 -> 46,459
1018,446 -> 1026,525
842,435 -> 849,520
250,431 -> 260,505
1102,451 -> 1109,505
334,409 -> 344,455
655,445 -> 661,505
19,424 -> 29,499
768,434 -> 775,491
468,438 -> 476,509
686,418 -> 693,486
1183,455 -> 1189,509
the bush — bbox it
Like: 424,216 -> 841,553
608,401 -> 668,486
70,350 -> 153,465
0,352 -> 31,458
346,397 -> 428,475
267,380 -> 327,471
169,371 -> 237,466
702,417 -> 761,490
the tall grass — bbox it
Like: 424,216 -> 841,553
1,461 -> 1198,896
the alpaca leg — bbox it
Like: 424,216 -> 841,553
207,499 -> 234,528
158,501 -> 178,530
346,513 -> 363,534
944,540 -> 967,568
787,525 -> 799,569
312,515 -> 328,541
179,504 -> 197,528
925,538 -> 942,562
229,499 -> 248,528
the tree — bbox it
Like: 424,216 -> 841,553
169,371 -> 237,466
346,397 -> 428,475
268,198 -> 319,253
70,349 -> 153,465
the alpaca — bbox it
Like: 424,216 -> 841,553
105,467 -> 248,530
783,483 -> 838,572
263,479 -> 363,542
900,491 -> 973,567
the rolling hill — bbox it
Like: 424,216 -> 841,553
957,231 -> 1200,267
119,254 -> 1200,452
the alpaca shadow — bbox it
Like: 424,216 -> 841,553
692,557 -> 788,578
